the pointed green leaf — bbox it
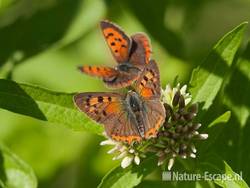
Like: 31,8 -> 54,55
199,155 -> 249,188
0,79 -> 103,134
208,111 -> 231,128
215,161 -> 248,188
189,22 -> 247,109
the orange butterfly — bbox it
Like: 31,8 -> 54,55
78,20 -> 152,88
74,60 -> 165,144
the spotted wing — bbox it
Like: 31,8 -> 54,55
135,59 -> 165,138
100,20 -> 132,63
134,59 -> 161,99
78,65 -> 119,82
78,65 -> 140,89
73,92 -> 141,143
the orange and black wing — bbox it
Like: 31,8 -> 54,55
73,92 -> 141,143
100,20 -> 132,63
78,65 -> 140,89
78,65 -> 119,82
134,59 -> 161,99
135,60 -> 165,138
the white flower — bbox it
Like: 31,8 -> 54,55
100,139 -> 116,146
121,156 -> 134,168
168,158 -> 175,170
107,146 -> 119,154
100,135 -> 142,168
190,144 -> 197,153
190,153 -> 196,158
162,83 -> 192,107
134,155 -> 140,165
113,151 -> 127,160
199,133 -> 209,140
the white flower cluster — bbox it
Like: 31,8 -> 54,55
162,83 -> 192,107
100,139 -> 142,168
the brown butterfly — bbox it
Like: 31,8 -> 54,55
74,59 -> 165,144
78,20 -> 152,88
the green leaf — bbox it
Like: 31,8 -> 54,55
223,40 -> 250,184
0,143 -> 37,188
207,111 -> 231,128
0,79 -> 103,134
199,155 -> 249,188
215,162 -> 248,188
189,22 -> 247,110
98,157 -> 157,188
224,41 -> 250,127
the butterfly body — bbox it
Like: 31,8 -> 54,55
124,91 -> 146,137
78,20 -> 151,88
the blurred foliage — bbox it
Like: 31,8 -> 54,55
0,0 -> 250,187
0,143 -> 37,188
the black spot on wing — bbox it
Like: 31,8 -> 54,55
103,110 -> 107,116
106,33 -> 114,38
98,96 -> 103,103
143,76 -> 148,81
115,38 -> 122,42
150,69 -> 155,76
108,96 -> 112,102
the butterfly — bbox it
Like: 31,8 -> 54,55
78,20 -> 152,88
74,59 -> 166,144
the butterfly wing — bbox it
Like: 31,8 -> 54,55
135,60 -> 166,138
143,99 -> 166,138
73,92 -> 141,143
99,21 -> 151,88
102,33 -> 152,88
78,65 -> 140,88
103,70 -> 140,88
130,33 -> 152,69
78,65 -> 119,82
135,59 -> 161,99
100,20 -> 132,63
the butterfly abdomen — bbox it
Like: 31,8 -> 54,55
134,112 -> 145,137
